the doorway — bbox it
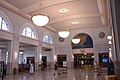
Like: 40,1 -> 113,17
74,53 -> 94,68
27,57 -> 35,64
26,57 -> 35,71
57,55 -> 67,68
42,56 -> 47,70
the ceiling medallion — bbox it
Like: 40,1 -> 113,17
99,32 -> 105,39
58,8 -> 69,13
59,37 -> 64,42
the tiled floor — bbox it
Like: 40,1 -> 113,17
3,67 -> 107,80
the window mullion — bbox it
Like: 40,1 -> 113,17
25,27 -> 27,36
0,22 -> 1,29
1,18 -> 3,29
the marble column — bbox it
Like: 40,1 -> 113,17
52,47 -> 55,69
34,43 -> 42,71
7,35 -> 19,74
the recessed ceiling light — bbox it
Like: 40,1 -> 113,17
71,21 -> 79,24
58,8 -> 69,13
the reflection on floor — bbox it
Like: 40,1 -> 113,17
3,66 -> 107,80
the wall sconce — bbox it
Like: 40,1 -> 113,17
20,52 -> 23,55
72,55 -> 74,58
54,55 -> 57,62
107,35 -> 112,44
14,51 -> 18,60
107,35 -> 112,40
39,54 -> 42,62
109,48 -> 112,58
108,40 -> 112,44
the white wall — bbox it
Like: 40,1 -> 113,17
42,50 -> 54,62
55,27 -> 110,62
23,50 -> 35,64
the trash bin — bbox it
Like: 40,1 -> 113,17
105,75 -> 117,80
13,67 -> 18,75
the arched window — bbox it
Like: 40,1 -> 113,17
22,27 -> 36,39
0,17 -> 9,31
43,34 -> 52,44
72,33 -> 93,49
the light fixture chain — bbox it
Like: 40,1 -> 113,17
39,0 -> 43,14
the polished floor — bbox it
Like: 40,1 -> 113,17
3,66 -> 107,80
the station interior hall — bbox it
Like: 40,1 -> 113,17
0,0 -> 120,80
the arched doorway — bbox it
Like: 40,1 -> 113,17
72,33 -> 94,68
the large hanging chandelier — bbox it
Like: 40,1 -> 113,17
72,38 -> 80,44
58,30 -> 70,38
58,9 -> 70,38
31,0 -> 49,26
32,14 -> 49,26
72,34 -> 80,44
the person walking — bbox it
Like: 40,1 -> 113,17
54,62 -> 59,75
30,63 -> 34,74
81,60 -> 84,68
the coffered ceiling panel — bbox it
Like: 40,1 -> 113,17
29,0 -> 99,20
5,0 -> 39,9
49,17 -> 102,30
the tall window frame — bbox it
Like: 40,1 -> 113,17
0,17 -> 9,31
43,34 -> 52,44
22,27 -> 36,39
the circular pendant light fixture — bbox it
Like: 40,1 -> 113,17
31,0 -> 49,26
58,30 -> 70,38
32,14 -> 49,26
72,34 -> 80,44
72,38 -> 80,44
58,8 -> 70,38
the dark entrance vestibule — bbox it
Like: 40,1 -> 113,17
74,53 -> 94,68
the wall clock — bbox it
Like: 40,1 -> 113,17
99,32 -> 105,39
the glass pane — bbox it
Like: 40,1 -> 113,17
26,32 -> 31,37
0,17 -> 2,29
22,27 -> 36,39
45,35 -> 49,38
1,19 -> 8,31
26,27 -> 31,33
32,33 -> 36,38
45,35 -> 48,42
50,38 -> 52,43
43,34 -> 52,43
43,37 -> 45,41
22,28 -> 26,36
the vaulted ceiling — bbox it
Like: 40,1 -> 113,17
0,0 -> 108,32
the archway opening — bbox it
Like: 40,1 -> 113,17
72,33 -> 94,68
